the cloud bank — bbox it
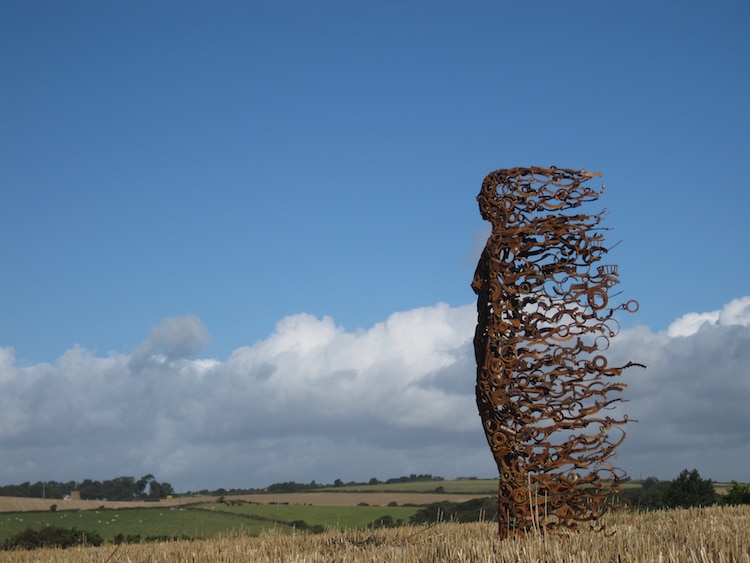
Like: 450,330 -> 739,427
2,298 -> 749,490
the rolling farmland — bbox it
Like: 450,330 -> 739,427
0,506 -> 748,562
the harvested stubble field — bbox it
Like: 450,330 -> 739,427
0,497 -> 196,513
0,492 -> 484,513
2,505 -> 748,562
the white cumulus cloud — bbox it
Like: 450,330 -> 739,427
129,315 -> 211,370
666,296 -> 750,337
1,299 -> 749,490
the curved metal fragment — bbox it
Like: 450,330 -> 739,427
472,166 -> 643,539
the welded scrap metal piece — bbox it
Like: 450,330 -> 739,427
472,166 -> 643,539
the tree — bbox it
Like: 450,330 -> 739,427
621,477 -> 670,510
136,474 -> 155,497
642,476 -> 661,490
2,526 -> 103,550
159,481 -> 175,498
109,476 -> 137,500
664,469 -> 717,508
722,481 -> 750,505
78,479 -> 105,500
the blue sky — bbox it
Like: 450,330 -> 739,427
1,1 -> 749,490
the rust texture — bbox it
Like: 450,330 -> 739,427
472,166 -> 642,539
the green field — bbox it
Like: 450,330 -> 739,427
0,479 -> 494,544
2,478 -> 686,546
0,507 -> 276,543
0,502 -> 420,544
194,502 -> 419,529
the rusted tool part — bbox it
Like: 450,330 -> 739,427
472,166 -> 642,539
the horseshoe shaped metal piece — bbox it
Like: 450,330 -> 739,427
472,167 -> 643,539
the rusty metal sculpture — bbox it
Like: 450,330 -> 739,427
472,166 -> 642,539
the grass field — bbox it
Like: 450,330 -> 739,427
1,505 -> 748,562
1,478 -> 744,553
0,484 -> 491,544
193,502 -> 421,529
0,501 -> 432,543
0,506 -> 283,543
0,504 -> 418,548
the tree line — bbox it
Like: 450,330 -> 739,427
621,469 -> 750,509
4,470 -> 747,507
0,474 -> 174,501
0,473 -> 444,500
409,469 -> 750,527
264,474 -> 444,494
197,474 -> 445,496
